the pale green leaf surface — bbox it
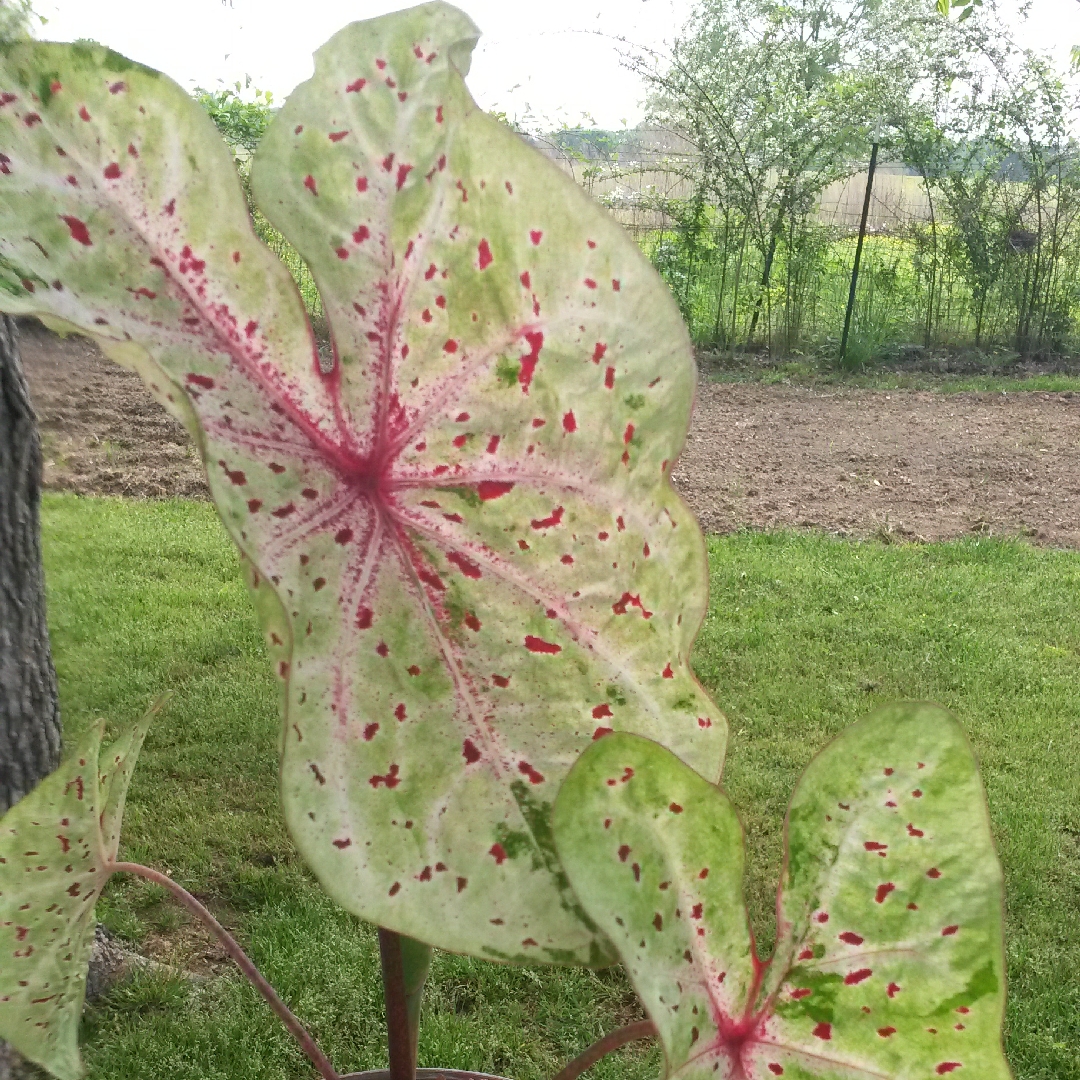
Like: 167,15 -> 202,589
554,705 -> 1010,1079
0,712 -> 153,1079
0,3 -> 723,964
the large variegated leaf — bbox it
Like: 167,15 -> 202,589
0,711 -> 153,1080
553,705 -> 1011,1079
0,2 -> 723,963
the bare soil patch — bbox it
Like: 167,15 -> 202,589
18,319 -> 1080,546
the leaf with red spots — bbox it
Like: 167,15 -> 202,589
553,703 -> 1009,1078
0,705 -> 160,1080
0,5 -> 720,966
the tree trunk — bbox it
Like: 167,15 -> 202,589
0,316 -> 63,1078
0,315 -> 61,816
1,315 -> 63,1080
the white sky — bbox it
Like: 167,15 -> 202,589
30,0 -> 1080,131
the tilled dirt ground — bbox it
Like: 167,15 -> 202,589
18,319 -> 1080,547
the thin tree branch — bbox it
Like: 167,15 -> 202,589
550,1020 -> 657,1080
110,861 -> 339,1080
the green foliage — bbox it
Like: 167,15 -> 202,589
194,82 -> 273,156
555,708 -> 1010,1079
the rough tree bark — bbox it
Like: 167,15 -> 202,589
0,314 -> 62,1080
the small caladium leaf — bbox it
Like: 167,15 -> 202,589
554,704 -> 1010,1079
0,709 -> 155,1079
1,4 -> 723,963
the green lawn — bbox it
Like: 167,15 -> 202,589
40,494 -> 1080,1080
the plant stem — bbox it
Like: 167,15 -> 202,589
550,1020 -> 657,1080
111,861 -> 339,1080
378,927 -> 417,1080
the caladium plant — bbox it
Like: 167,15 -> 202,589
552,703 -> 1011,1080
0,1 -> 724,965
0,707 -> 156,1080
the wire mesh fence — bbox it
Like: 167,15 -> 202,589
544,148 -> 1080,362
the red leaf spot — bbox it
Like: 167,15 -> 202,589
936,1065 -> 962,1074
247,499 -> 262,513
304,174 -> 318,195
612,279 -> 621,290
812,1023 -> 831,1041
336,246 -> 349,260
912,789 -> 923,798
669,802 -> 683,813
473,479 -> 514,503
356,175 -> 369,194
598,531 -> 609,540
436,104 -> 444,123
483,435 -> 501,455
418,568 -> 445,591
907,823 -> 924,837
697,715 -> 710,728
310,763 -> 326,785
363,723 -> 379,741
492,674 -> 510,687
662,663 -> 674,679
109,80 -> 126,93
838,803 -> 850,811
605,366 -> 615,389
524,635 -> 560,654
462,739 -> 481,764
187,374 -> 215,390
464,613 -> 481,632
617,844 -> 631,862
389,882 -> 401,896
815,912 -> 829,923
887,982 -> 901,998
864,841 -> 888,851
519,330 -> 544,390
518,539 -> 529,550
593,727 -> 613,739
477,238 -> 494,269
875,882 -> 895,903
407,665 -> 420,676
346,78 -> 366,92
908,902 -> 919,910
798,949 -> 814,960
333,837 -> 352,849
353,225 -> 370,243
592,342 -> 607,363
518,760 -> 545,784
520,271 -> 531,288
435,294 -> 446,308
418,865 -> 432,881
768,1066 -> 784,1076
272,503 -> 296,518
839,932 -> 864,945
845,968 -> 873,985
653,912 -> 663,930
23,111 -> 41,126
624,423 -> 635,445
691,903 -> 703,919
531,506 -> 564,530
878,1027 -> 896,1038
562,411 -> 576,433
78,105 -> 91,121
370,764 -> 401,789
329,130 -> 349,142
489,843 -> 508,864
396,163 -> 413,189
927,867 -> 942,878
376,641 -> 389,656
942,925 -> 959,936
530,230 -> 542,245
592,703 -> 612,719
452,433 -> 468,449
382,152 -> 395,171
443,339 -> 458,353
60,215 -> 92,246
584,278 -> 597,289
791,988 -> 812,999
